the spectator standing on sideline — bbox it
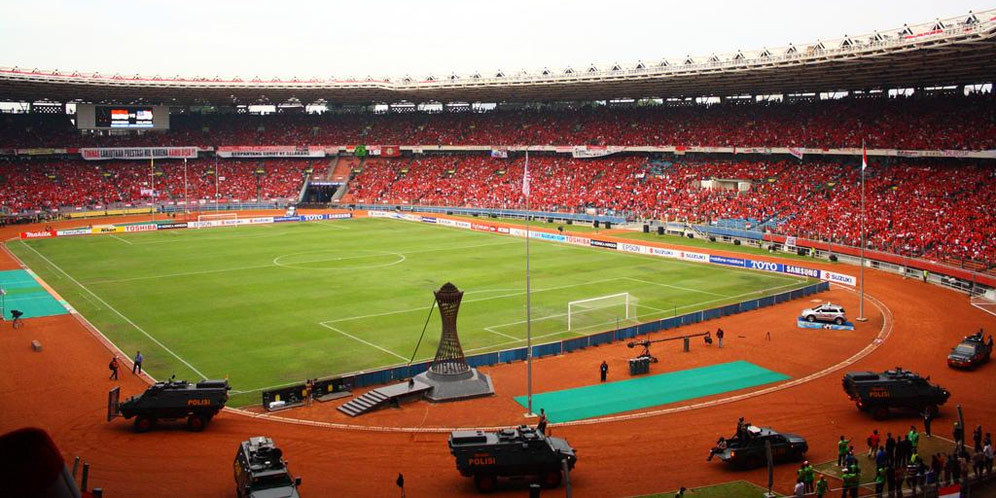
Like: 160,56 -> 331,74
908,426 -> 919,452
132,351 -> 144,375
815,474 -> 828,498
954,421 -> 965,446
716,327 -> 724,348
885,432 -> 896,466
837,436 -> 850,467
922,408 -> 934,437
867,429 -> 881,457
973,425 -> 983,453
875,465 -> 886,497
793,479 -> 804,497
802,461 -> 815,493
600,360 -> 608,382
108,357 -> 119,380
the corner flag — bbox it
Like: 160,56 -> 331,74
522,152 -> 531,197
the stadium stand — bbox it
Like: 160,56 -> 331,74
1,94 -> 994,150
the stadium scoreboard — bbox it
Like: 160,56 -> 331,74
77,104 -> 170,130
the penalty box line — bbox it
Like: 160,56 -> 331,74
18,240 -> 209,380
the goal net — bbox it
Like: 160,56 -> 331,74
567,293 -> 638,331
970,290 -> 996,318
196,212 -> 238,228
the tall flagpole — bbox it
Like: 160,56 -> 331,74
524,149 -> 534,416
183,157 -> 189,222
215,156 -> 220,212
857,143 -> 867,321
151,157 -> 156,223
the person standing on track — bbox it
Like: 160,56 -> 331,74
132,351 -> 144,375
716,327 -> 724,348
108,357 -> 119,380
922,408 -> 934,437
600,360 -> 608,382
536,408 -> 548,434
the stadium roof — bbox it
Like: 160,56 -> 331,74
1,9 -> 994,106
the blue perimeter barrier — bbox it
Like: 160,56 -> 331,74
309,280 -> 829,403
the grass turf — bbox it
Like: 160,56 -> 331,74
514,361 -> 790,422
8,217 -> 813,406
448,215 -> 830,262
636,480 -> 782,497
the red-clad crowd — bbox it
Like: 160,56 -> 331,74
0,93 -> 994,266
0,159 -> 326,213
344,155 -> 996,265
1,94 -> 994,150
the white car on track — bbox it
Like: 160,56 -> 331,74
800,303 -> 847,325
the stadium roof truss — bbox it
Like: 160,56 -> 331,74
1,10 -> 994,106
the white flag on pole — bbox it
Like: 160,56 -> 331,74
522,153 -> 531,197
862,145 -> 868,171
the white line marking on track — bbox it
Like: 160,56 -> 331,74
19,240 -> 209,379
317,322 -> 409,361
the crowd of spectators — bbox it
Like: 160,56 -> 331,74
344,154 -> 996,265
0,158 -> 325,213
1,93 -> 993,265
1,94 -> 994,150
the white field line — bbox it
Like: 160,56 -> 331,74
108,234 -> 133,245
324,276 -> 628,324
18,240 -> 209,379
481,326 -> 519,340
230,279 -> 811,396
317,322 -> 409,361
622,276 -> 727,297
225,282 -> 888,433
91,239 -> 522,285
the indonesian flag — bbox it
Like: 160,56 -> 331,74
522,153 -> 531,197
938,484 -> 960,498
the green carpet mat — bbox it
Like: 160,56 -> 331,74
0,269 -> 71,320
514,360 -> 789,422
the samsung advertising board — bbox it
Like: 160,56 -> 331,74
77,104 -> 170,130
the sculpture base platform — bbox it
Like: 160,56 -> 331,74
415,368 -> 495,402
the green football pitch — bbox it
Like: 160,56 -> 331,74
8,217 -> 814,406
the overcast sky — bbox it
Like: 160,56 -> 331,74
0,1 -> 987,80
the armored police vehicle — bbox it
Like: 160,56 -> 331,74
449,425 -> 577,492
713,425 -> 808,469
842,367 -> 949,420
234,436 -> 302,498
107,376 -> 230,432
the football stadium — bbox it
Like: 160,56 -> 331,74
0,2 -> 995,496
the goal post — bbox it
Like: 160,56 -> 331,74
194,212 -> 239,229
567,292 -> 638,331
197,212 -> 239,222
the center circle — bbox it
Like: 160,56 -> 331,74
272,249 -> 405,271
